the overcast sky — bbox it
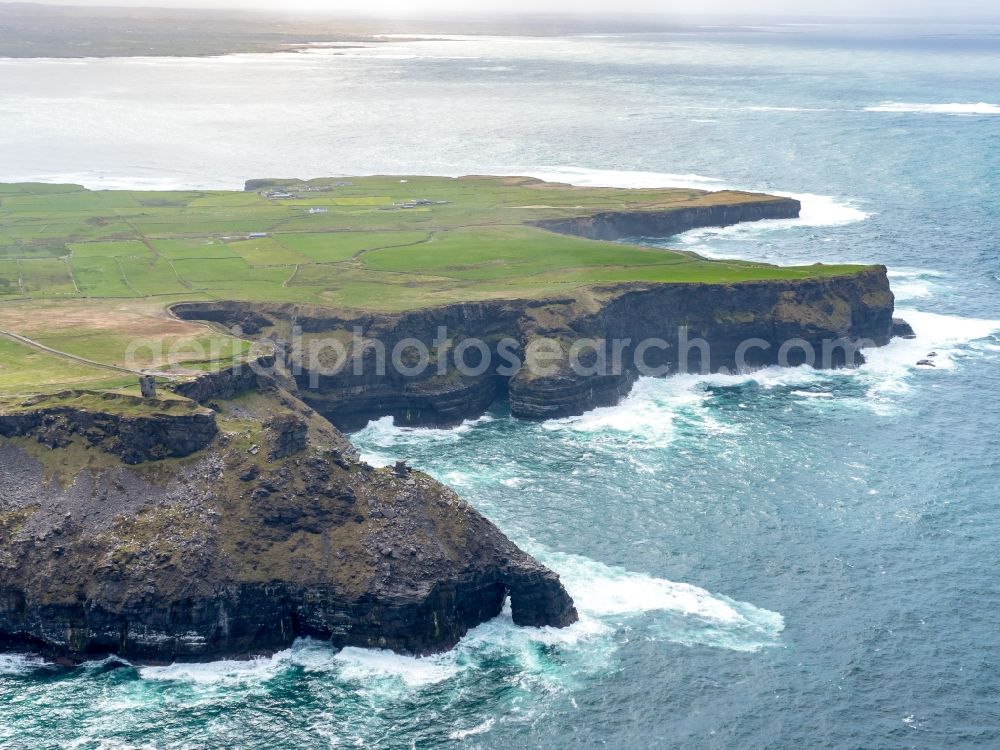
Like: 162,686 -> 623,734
1,0 -> 996,18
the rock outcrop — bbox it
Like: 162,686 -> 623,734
0,393 -> 217,464
0,390 -> 577,664
892,317 -> 917,339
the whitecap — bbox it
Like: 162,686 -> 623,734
742,106 -> 831,112
500,477 -> 529,488
865,101 -> 1000,115
449,717 -> 496,740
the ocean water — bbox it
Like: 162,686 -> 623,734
2,24 -> 1000,749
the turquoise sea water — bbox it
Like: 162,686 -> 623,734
1,24 -> 1000,749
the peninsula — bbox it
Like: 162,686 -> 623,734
0,175 -> 903,663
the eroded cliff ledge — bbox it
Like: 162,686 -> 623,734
0,386 -> 577,664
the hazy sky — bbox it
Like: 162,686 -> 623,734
1,0 -> 997,18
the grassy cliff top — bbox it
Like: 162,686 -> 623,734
0,175 -> 869,396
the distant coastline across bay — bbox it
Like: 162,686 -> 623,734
5,3 -> 983,60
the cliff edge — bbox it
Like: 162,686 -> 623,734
173,266 -> 896,430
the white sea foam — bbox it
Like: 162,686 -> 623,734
137,638 -> 458,688
742,106 -> 831,112
332,646 -> 459,687
355,414 -> 494,467
133,546 -> 785,696
865,101 -> 1000,115
523,166 -> 728,192
522,166 -> 871,234
541,377 -> 704,446
0,653 -> 47,675
139,655 -> 284,685
887,268 -> 948,302
360,414 -> 493,445
449,717 -> 496,740
519,308 -> 1000,426
541,550 -> 784,652
4,170 -> 238,192
860,309 -> 1000,401
539,374 -> 747,451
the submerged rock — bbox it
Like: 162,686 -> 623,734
0,390 -> 576,664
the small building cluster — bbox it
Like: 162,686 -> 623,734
259,184 -> 334,200
394,198 -> 450,209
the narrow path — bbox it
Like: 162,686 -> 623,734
350,231 -> 436,261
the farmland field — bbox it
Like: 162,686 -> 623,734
0,175 -> 868,393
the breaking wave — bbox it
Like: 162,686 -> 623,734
887,268 -> 949,302
0,654 -> 48,676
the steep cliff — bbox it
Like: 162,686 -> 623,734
0,392 -> 217,464
531,196 -> 802,241
0,387 -> 577,664
173,265 -> 896,429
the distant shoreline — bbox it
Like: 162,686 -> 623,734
0,4 -> 869,61
0,4 -> 388,59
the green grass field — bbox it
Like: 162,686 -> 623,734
0,176 -> 865,311
0,336 -> 133,394
0,175 -> 871,395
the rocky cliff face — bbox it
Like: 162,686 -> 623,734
0,393 -> 217,464
531,196 -> 801,241
170,197 -> 903,428
173,265 -> 896,429
509,268 -> 894,419
0,388 -> 577,664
